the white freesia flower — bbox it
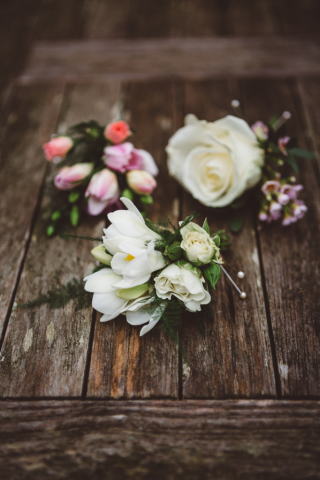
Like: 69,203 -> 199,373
180,221 -> 221,266
155,263 -> 211,312
125,296 -> 167,336
166,114 -> 263,207
103,197 -> 166,288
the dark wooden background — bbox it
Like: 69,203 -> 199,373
0,1 -> 320,478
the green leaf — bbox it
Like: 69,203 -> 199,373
212,235 -> 220,247
140,194 -> 153,204
51,211 -> 61,221
121,188 -> 134,201
228,212 -> 244,233
68,191 -> 80,203
70,205 -> 80,227
203,262 -> 222,289
47,225 -> 55,237
288,147 -> 316,159
286,152 -> 299,173
202,218 -> 210,234
164,241 -> 183,261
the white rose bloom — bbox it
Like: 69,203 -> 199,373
155,263 -> 211,312
166,114 -> 263,207
103,197 -> 166,288
180,221 -> 221,265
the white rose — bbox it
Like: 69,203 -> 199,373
180,221 -> 221,265
155,263 -> 211,312
166,114 -> 263,207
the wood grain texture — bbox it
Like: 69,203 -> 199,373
240,78 -> 320,397
180,80 -> 276,399
33,0 -> 85,40
1,399 -> 320,479
298,78 -> 320,173
0,83 -> 121,398
83,0 -> 130,39
87,81 -> 180,399
0,85 -> 63,338
126,0 -> 172,38
230,0 -> 277,36
20,36 -> 320,84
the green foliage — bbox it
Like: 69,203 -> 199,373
289,147 -> 316,159
203,262 -> 222,289
228,212 -> 244,233
140,194 -> 153,204
15,278 -> 92,312
68,191 -> 80,203
202,218 -> 210,234
164,241 -> 183,261
70,205 -> 80,227
286,152 -> 299,172
60,233 -> 102,242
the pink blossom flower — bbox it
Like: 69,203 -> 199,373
277,193 -> 290,205
261,180 -> 280,196
282,214 -> 294,226
85,169 -> 119,216
278,136 -> 290,156
103,142 -> 159,176
54,163 -> 93,190
292,200 -> 308,219
104,121 -> 131,144
43,136 -> 74,162
270,201 -> 282,220
280,184 -> 303,201
259,211 -> 268,221
126,170 -> 157,195
251,121 -> 269,141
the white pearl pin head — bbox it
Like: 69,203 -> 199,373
240,292 -> 247,299
237,271 -> 245,279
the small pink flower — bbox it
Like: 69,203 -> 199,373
282,214 -> 294,226
104,121 -> 131,144
278,136 -> 290,156
280,184 -> 303,201
261,180 -> 280,196
54,163 -> 93,190
278,193 -> 290,205
259,211 -> 268,221
43,136 -> 73,161
126,170 -> 157,195
270,202 -> 282,220
85,169 -> 119,216
292,200 -> 308,219
103,142 -> 159,175
251,121 -> 269,141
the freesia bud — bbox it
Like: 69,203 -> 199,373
85,169 -> 119,216
43,136 -> 73,161
126,170 -> 157,195
91,245 -> 113,265
54,163 -> 93,190
116,283 -> 149,300
104,120 -> 131,144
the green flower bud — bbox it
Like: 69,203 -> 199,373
91,244 -> 112,265
164,241 -> 183,261
46,225 -> 55,237
116,283 -> 149,300
140,194 -> 153,204
70,205 -> 80,227
51,211 -> 61,221
121,189 -> 134,201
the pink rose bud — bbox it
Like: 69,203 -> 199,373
126,170 -> 157,195
104,121 -> 131,144
43,136 -> 74,162
54,163 -> 93,191
278,136 -> 290,156
85,169 -> 119,216
103,142 -> 159,176
251,121 -> 269,141
278,193 -> 290,205
261,180 -> 280,196
259,211 -> 268,221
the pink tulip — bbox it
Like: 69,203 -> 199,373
251,121 -> 269,141
261,180 -> 280,196
126,170 -> 157,195
43,136 -> 73,162
85,169 -> 119,216
104,121 -> 131,144
103,142 -> 159,176
54,163 -> 93,190
278,136 -> 290,155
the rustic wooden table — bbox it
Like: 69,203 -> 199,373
0,1 -> 320,478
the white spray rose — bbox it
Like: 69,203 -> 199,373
180,221 -> 221,266
155,263 -> 211,312
166,114 -> 263,207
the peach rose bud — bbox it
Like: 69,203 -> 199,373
43,136 -> 74,162
85,169 -> 119,216
126,170 -> 157,195
104,121 -> 131,144
54,163 -> 93,191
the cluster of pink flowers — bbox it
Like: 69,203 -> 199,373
42,121 -> 158,217
259,179 -> 307,226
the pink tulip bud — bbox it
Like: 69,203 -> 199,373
85,169 -> 119,216
126,170 -> 157,195
278,136 -> 290,156
103,142 -> 159,176
54,163 -> 93,190
251,121 -> 269,141
43,136 -> 74,162
261,180 -> 280,196
104,121 -> 131,144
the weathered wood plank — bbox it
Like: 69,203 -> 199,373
180,80 -> 276,399
33,0 -> 85,40
240,78 -> 320,397
271,0 -> 320,35
87,81 -> 180,399
83,0 -> 130,39
19,37 -> 320,84
230,0 -> 277,36
0,83 -> 121,398
298,78 -> 320,173
0,85 -> 64,339
1,399 -> 320,479
126,0 -> 172,38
